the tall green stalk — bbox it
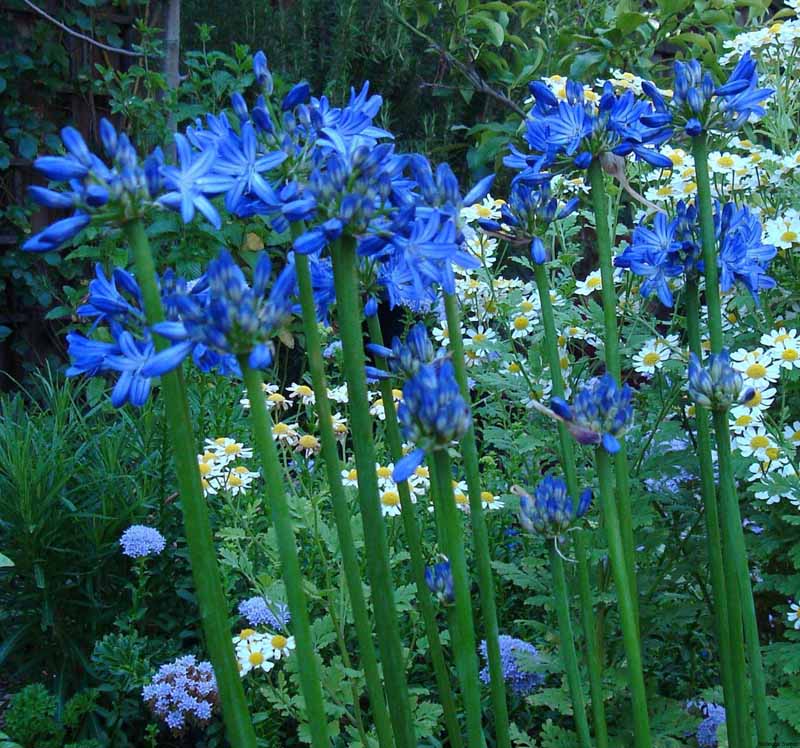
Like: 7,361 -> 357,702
549,544 -> 593,748
693,134 -> 770,746
685,276 -> 748,748
293,254 -> 395,748
124,220 -> 256,748
365,314 -> 464,748
239,361 -> 329,748
443,292 -> 511,748
329,238 -> 417,748
587,160 -> 637,611
533,263 -> 609,748
430,448 -> 486,748
595,447 -> 651,748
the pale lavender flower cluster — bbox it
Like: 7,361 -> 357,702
119,525 -> 166,558
238,595 -> 291,629
479,635 -> 544,696
142,655 -> 218,731
696,703 -> 726,747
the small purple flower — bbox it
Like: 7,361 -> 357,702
696,703 -> 726,747
142,655 -> 218,732
479,635 -> 544,696
120,525 -> 166,558
238,595 -> 291,629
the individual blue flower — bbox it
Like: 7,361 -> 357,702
120,525 -> 166,558
514,476 -> 592,536
479,635 -> 544,696
238,595 -> 291,629
142,655 -> 218,732
148,249 -> 296,373
392,361 -> 472,482
550,373 -> 633,454
157,133 -> 221,228
688,348 -> 752,411
642,52 -> 773,137
424,559 -> 454,605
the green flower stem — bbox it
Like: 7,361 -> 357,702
685,277 -> 748,748
587,160 -> 637,615
329,238 -> 417,748
713,411 -> 769,748
693,134 -> 770,747
594,447 -> 651,748
443,291 -> 511,748
365,314 -> 465,748
533,263 -> 609,748
549,544 -> 593,748
430,447 -> 487,748
293,254 -> 395,748
124,220 -> 256,748
239,361 -> 329,748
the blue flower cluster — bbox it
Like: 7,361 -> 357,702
696,704 -> 726,747
615,200 -> 776,307
507,79 -> 672,182
479,635 -> 544,696
424,559 -> 454,605
24,120 -> 161,251
366,321 -> 439,379
142,655 -> 218,731
119,524 -> 166,558
392,360 -> 472,482
477,180 -> 579,264
643,52 -> 773,137
551,373 -> 633,454
238,595 -> 291,629
688,348 -> 753,411
515,476 -> 592,536
64,262 -> 238,408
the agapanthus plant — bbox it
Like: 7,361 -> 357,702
688,348 -> 754,411
513,476 -> 592,537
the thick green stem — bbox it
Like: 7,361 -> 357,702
712,412 -> 770,747
587,160 -> 637,618
329,239 -> 417,748
685,277 -> 748,748
365,314 -> 464,748
549,544 -> 593,748
240,362 -> 329,748
294,255 -> 395,748
443,292 -> 511,748
430,448 -> 486,748
124,221 -> 256,748
595,447 -> 651,748
694,134 -> 770,746
533,263 -> 609,748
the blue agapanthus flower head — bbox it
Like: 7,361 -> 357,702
478,179 -> 578,264
507,79 -> 672,181
142,655 -> 218,732
424,559 -> 455,605
366,321 -> 438,378
688,348 -> 753,411
238,595 -> 291,630
148,249 -> 296,373
23,120 -> 164,252
392,360 -> 472,482
119,524 -> 166,558
551,373 -> 634,454
479,635 -> 544,696
642,51 -> 773,137
515,475 -> 592,536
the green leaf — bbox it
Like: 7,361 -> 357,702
470,14 -> 505,46
17,134 -> 37,161
0,552 -> 13,568
615,11 -> 648,33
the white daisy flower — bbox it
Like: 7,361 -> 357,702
574,270 -> 604,295
267,633 -> 296,660
773,339 -> 800,370
632,340 -> 671,375
341,467 -> 359,487
380,488 -> 402,517
327,384 -> 350,404
465,326 -> 497,353
481,490 -> 504,511
788,602 -> 800,630
287,383 -> 315,405
735,426 -> 777,459
783,421 -> 800,446
234,630 -> 275,676
271,421 -> 300,447
295,434 -> 321,458
730,348 -> 781,385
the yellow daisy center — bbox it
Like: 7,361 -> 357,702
746,363 -> 767,379
669,152 -> 685,166
781,348 -> 798,361
414,466 -> 429,479
228,474 -> 243,487
790,430 -> 800,443
643,352 -> 661,366
381,491 -> 400,507
294,385 -> 313,397
781,231 -> 798,244
508,362 -> 521,373
587,276 -> 602,289
717,155 -> 734,168
475,204 -> 492,217
346,469 -> 358,480
271,635 -> 288,649
657,185 -> 674,196
214,437 -> 227,445
735,414 -> 753,427
480,491 -> 494,502
249,651 -> 264,666
521,300 -> 535,313
473,332 -> 487,343
376,466 -> 392,479
750,435 -> 770,449
273,423 -> 290,435
513,316 -> 530,331
199,462 -> 213,475
240,628 -> 256,639
224,443 -> 241,455
765,447 -> 781,461
268,393 -> 286,403
455,492 -> 468,505
746,390 -> 762,407
298,435 -> 318,449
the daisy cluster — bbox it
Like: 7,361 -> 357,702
727,328 -> 800,506
232,627 -> 296,677
197,437 -> 258,498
